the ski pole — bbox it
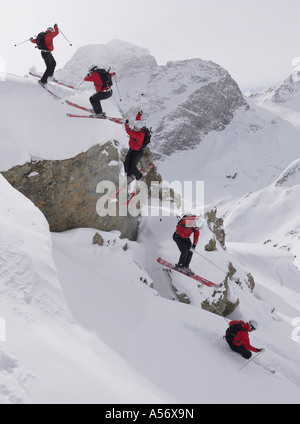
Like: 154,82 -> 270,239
194,251 -> 228,275
113,94 -> 125,118
140,93 -> 144,111
14,38 -> 31,47
76,80 -> 84,90
113,75 -> 122,102
59,28 -> 72,46
239,351 -> 263,371
63,80 -> 84,102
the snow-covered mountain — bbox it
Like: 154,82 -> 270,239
1,40 -> 300,403
57,39 -> 247,156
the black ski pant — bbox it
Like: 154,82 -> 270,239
226,339 -> 252,359
41,51 -> 56,84
124,148 -> 144,180
173,232 -> 193,267
89,90 -> 112,114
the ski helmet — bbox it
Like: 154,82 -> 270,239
134,120 -> 144,131
249,319 -> 258,331
181,213 -> 198,228
88,65 -> 98,74
47,27 -> 55,32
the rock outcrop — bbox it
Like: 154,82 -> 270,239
201,210 -> 255,316
2,141 -> 159,240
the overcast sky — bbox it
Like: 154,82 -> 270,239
1,0 -> 300,91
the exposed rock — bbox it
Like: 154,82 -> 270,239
171,284 -> 191,305
201,260 -> 255,317
93,233 -> 104,246
227,262 -> 237,279
155,68 -> 247,156
2,141 -> 146,240
245,273 -> 255,293
205,208 -> 226,251
202,265 -> 239,317
204,238 -> 217,252
275,159 -> 300,187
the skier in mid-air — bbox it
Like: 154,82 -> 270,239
225,320 -> 264,359
84,65 -> 116,118
124,111 -> 148,183
30,24 -> 60,86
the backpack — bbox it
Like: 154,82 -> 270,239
36,32 -> 48,50
142,127 -> 152,148
96,69 -> 113,89
225,322 -> 247,346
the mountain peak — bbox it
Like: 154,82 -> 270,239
56,39 -> 157,85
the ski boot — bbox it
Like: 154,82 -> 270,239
184,267 -> 195,276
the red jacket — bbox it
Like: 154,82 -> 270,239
84,71 -> 115,93
31,26 -> 59,51
176,215 -> 200,246
229,321 -> 259,353
125,113 -> 146,151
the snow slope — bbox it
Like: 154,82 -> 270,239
157,102 -> 300,208
2,170 -> 299,402
0,175 -> 173,404
0,73 -> 126,171
52,227 -> 300,404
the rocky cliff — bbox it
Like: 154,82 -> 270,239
2,142 -> 159,240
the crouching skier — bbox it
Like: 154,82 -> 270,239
225,320 -> 264,359
173,213 -> 200,276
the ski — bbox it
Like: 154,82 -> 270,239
65,101 -> 123,124
110,170 -> 144,201
40,84 -> 61,100
65,100 -> 90,112
29,72 -> 75,89
66,113 -> 124,125
157,257 -> 217,287
110,164 -> 150,201
126,162 -> 154,206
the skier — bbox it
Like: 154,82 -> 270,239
124,111 -> 147,182
173,214 -> 200,276
225,320 -> 264,359
30,24 -> 60,85
84,65 -> 116,117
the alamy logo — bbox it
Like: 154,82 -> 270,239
0,317 -> 6,342
96,178 -> 204,217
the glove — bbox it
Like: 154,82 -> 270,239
189,244 -> 196,253
125,119 -> 129,124
138,110 -> 143,116
257,348 -> 265,353
30,37 -> 34,41
54,23 -> 58,28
